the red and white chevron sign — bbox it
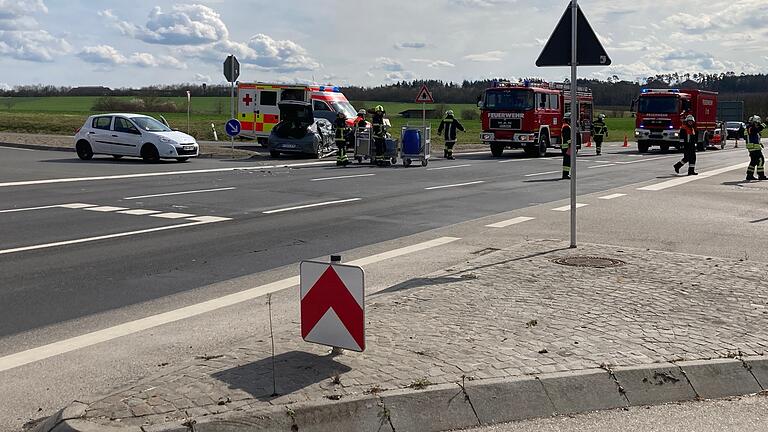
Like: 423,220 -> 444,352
300,260 -> 365,352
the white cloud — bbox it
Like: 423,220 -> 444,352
194,73 -> 211,82
395,42 -> 427,49
463,50 -> 505,62
373,57 -> 404,72
384,71 -> 415,82
102,4 -> 228,45
0,82 -> 10,91
78,45 -> 186,69
428,60 -> 455,68
0,0 -> 70,62
451,0 -> 517,7
181,33 -> 319,72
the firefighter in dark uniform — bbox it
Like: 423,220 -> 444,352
437,110 -> 465,160
372,105 -> 387,164
334,112 -> 350,166
745,115 -> 766,181
561,114 -> 573,180
673,115 -> 698,176
592,113 -> 608,156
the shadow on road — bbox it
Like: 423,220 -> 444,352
212,351 -> 351,400
39,157 -> 186,165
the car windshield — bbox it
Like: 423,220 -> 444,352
484,90 -> 534,111
330,101 -> 358,119
131,116 -> 171,132
726,122 -> 742,128
638,96 -> 679,114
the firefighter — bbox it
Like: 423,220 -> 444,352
437,110 -> 465,160
745,115 -> 766,181
354,109 -> 367,128
673,115 -> 698,176
592,113 -> 608,156
334,112 -> 350,166
561,114 -> 572,180
372,105 -> 387,164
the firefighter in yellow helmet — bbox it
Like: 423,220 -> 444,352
592,113 -> 608,156
745,115 -> 766,181
438,110 -> 465,160
371,105 -> 387,164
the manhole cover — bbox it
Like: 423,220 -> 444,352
552,256 -> 625,268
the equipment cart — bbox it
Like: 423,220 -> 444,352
400,125 -> 431,167
355,128 -> 398,166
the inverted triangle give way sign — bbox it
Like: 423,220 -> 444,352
300,260 -> 365,352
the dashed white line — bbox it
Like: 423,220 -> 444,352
486,216 -> 536,228
0,220 -> 225,256
117,209 -> 163,216
263,198 -> 362,214
84,206 -> 129,213
524,171 -> 559,177
0,146 -> 36,152
151,212 -> 196,219
637,163 -> 747,191
0,203 -> 97,214
424,181 -> 485,190
310,174 -> 376,182
187,216 -> 233,223
599,193 -> 627,200
552,203 -> 589,212
615,156 -> 675,165
427,164 -> 472,171
0,236 -> 460,372
124,187 -> 236,200
57,203 -> 98,209
588,164 -> 616,169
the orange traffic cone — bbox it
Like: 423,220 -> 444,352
623,135 -> 629,147
586,135 -> 592,147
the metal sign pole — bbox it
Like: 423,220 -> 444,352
422,102 -> 426,127
570,0 -> 578,249
230,55 -> 235,157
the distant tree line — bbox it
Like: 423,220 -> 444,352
2,72 -> 768,116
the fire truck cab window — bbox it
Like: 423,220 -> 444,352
484,90 -> 534,111
638,96 -> 679,114
548,95 -> 559,110
539,94 -> 547,109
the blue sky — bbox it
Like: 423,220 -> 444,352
1,0 -> 767,89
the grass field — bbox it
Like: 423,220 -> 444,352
0,96 -> 643,145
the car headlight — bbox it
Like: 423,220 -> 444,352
159,137 -> 176,144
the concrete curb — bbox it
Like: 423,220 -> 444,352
34,356 -> 768,432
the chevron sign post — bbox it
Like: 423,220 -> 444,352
300,260 -> 365,352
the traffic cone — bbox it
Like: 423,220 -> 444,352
623,135 -> 629,147
586,135 -> 592,148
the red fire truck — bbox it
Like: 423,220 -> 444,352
479,81 -> 593,157
634,88 -> 718,153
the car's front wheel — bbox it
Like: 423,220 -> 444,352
141,144 -> 160,163
76,140 -> 93,160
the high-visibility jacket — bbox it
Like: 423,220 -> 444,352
561,123 -> 572,149
372,113 -> 385,138
438,116 -> 465,141
592,120 -> 608,137
747,123 -> 765,151
680,123 -> 697,145
334,117 -> 350,143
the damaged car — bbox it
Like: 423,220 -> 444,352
268,101 -> 334,158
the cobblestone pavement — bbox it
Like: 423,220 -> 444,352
78,240 -> 768,429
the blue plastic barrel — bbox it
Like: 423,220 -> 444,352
402,129 -> 421,155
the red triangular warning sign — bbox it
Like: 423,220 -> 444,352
414,84 -> 434,103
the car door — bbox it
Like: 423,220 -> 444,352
88,115 -> 114,154
110,117 -> 143,156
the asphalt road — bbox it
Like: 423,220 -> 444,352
459,394 -> 768,432
0,140 -> 759,431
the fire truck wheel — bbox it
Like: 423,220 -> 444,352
637,143 -> 649,153
490,142 -> 504,157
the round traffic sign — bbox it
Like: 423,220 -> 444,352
225,119 -> 241,137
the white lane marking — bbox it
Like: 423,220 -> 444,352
599,193 -> 627,200
151,212 -> 196,219
552,203 -> 589,212
0,203 -> 98,214
263,198 -> 362,214
118,209 -> 162,216
524,171 -> 559,177
310,174 -> 375,182
0,146 -> 36,152
486,216 -> 536,229
0,220 -> 224,256
124,187 -> 236,200
457,151 -> 489,156
637,163 -> 748,191
84,206 -> 129,213
57,203 -> 98,209
0,236 -> 460,373
588,164 -> 616,169
497,157 -> 558,164
0,161 -> 335,188
615,156 -> 675,165
427,164 -> 472,171
424,181 -> 485,190
187,216 -> 233,223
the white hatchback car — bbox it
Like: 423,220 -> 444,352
74,114 -> 199,162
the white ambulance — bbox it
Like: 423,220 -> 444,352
237,83 -> 358,145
